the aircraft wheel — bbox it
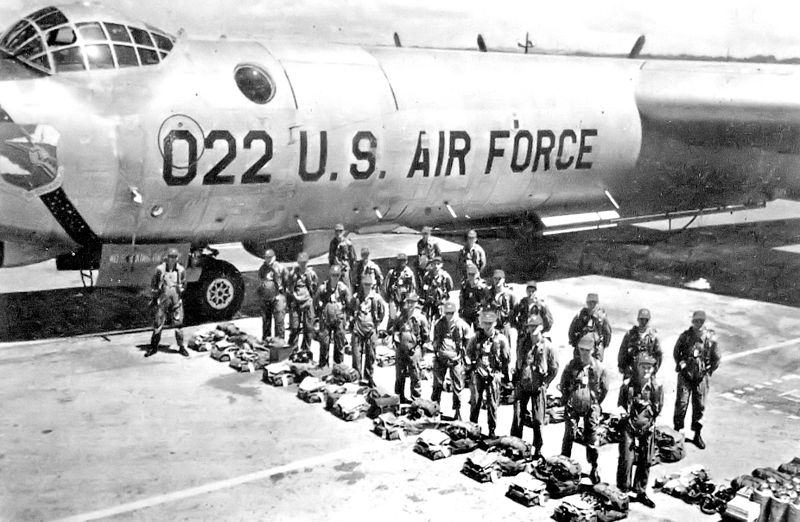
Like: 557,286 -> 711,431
189,259 -> 245,321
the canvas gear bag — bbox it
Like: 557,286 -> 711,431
553,498 -> 598,522
297,376 -> 326,403
442,420 -> 482,441
373,413 -> 404,440
365,389 -> 400,418
506,475 -> 547,507
333,393 -> 369,421
413,429 -> 452,460
653,425 -> 686,463
592,483 -> 629,513
462,449 -> 500,483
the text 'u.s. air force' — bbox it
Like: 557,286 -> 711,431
161,128 -> 597,186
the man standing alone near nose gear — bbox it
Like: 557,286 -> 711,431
146,248 -> 187,357
568,292 -> 612,361
329,223 -> 356,291
510,315 -> 558,460
258,248 -> 287,342
673,310 -> 720,450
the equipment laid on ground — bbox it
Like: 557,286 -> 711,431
332,392 -> 370,421
413,429 -> 452,460
263,361 -> 294,386
653,425 -> 686,463
297,376 -> 327,403
532,455 -> 583,499
365,389 -> 401,418
462,449 -> 501,483
553,498 -> 598,522
373,413 -> 405,440
506,474 -> 548,507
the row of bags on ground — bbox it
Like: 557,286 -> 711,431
653,457 -> 800,521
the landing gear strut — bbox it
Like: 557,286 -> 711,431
186,256 -> 245,321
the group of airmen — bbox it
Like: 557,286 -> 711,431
146,228 -> 722,509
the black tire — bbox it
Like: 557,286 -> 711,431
188,259 -> 245,321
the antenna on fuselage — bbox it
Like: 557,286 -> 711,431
477,34 -> 487,52
628,34 -> 646,58
393,32 -> 402,47
517,32 -> 533,54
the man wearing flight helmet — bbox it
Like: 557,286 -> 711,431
146,248 -> 188,358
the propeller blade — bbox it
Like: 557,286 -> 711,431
393,32 -> 402,48
477,34 -> 487,52
628,34 -> 646,58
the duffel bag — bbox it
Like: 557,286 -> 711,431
548,455 -> 582,482
658,443 -> 686,463
297,376 -> 326,403
497,436 -> 531,461
778,459 -> 800,476
331,363 -> 360,384
365,389 -> 400,418
333,393 -> 369,421
409,398 -> 440,419
732,474 -> 768,491
217,322 -> 242,336
413,429 -> 452,460
373,413 -> 404,441
593,482 -> 629,512
449,438 -> 478,455
506,475 -> 547,507
655,425 -> 685,447
495,455 -> 528,477
753,467 -> 793,485
553,498 -> 597,521
547,478 -> 582,499
443,420 -> 482,442
461,449 -> 499,483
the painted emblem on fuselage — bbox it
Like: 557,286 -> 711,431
0,123 -> 63,198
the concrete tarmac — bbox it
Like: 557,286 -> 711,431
1,275 -> 799,521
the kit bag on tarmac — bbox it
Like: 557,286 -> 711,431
506,474 -> 548,507
365,389 -> 401,418
461,449 -> 500,483
333,392 -> 369,421
442,421 -> 482,442
592,483 -> 629,513
553,498 -> 598,522
373,413 -> 405,441
413,429 -> 452,460
263,361 -> 294,386
653,425 -> 686,463
533,455 -> 582,499
408,398 -> 440,419
331,363 -> 360,384
297,376 -> 326,403
497,436 -> 532,461
778,457 -> 800,476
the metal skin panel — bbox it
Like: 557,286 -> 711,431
0,8 -> 795,267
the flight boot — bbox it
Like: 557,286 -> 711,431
145,333 -> 160,357
693,430 -> 706,450
178,346 -> 189,357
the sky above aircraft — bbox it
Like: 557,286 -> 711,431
0,0 -> 798,59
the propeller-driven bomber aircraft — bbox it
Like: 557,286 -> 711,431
0,3 -> 798,319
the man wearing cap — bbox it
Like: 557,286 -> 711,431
432,300 -> 473,419
457,229 -> 486,281
385,253 -> 417,322
617,353 -> 663,509
354,247 -> 383,292
560,333 -> 609,484
390,292 -> 429,402
328,223 -> 356,290
618,308 -> 663,379
466,310 -> 511,437
510,315 -> 559,459
484,269 -> 517,346
421,255 -> 454,323
287,252 -> 319,356
513,281 -> 553,335
459,261 -> 487,329
568,292 -> 613,361
314,265 -> 351,368
416,226 -> 441,272
350,273 -> 387,386
673,310 -> 721,450
258,248 -> 288,342
146,248 -> 188,357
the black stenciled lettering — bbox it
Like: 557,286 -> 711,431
576,129 -> 597,169
445,131 -> 471,176
202,130 -> 236,185
434,131 -> 446,177
532,130 -> 555,172
242,130 -> 273,184
350,130 -> 377,180
485,130 -> 510,174
299,130 -> 327,182
555,129 -> 577,170
407,131 -> 430,178
162,129 -> 197,186
511,130 -> 533,173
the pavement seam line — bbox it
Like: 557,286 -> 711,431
50,446 -> 361,522
725,337 -> 800,362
